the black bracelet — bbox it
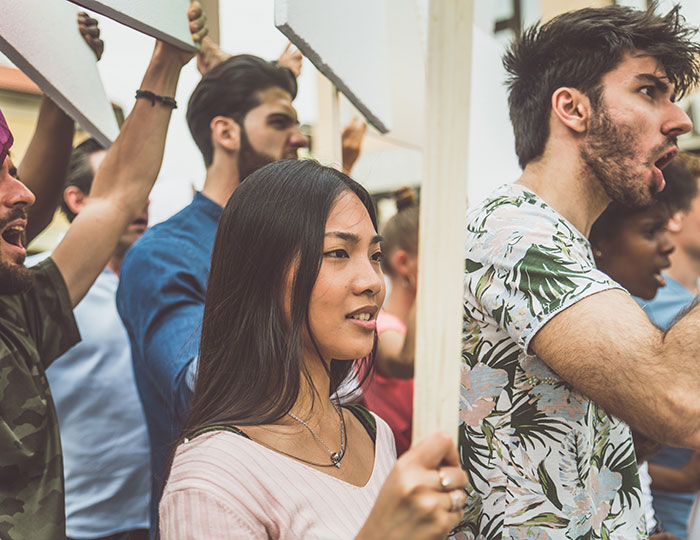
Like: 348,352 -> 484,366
135,89 -> 178,109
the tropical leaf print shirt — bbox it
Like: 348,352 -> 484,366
453,184 -> 647,540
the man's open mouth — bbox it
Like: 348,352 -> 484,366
654,149 -> 677,170
1,224 -> 25,249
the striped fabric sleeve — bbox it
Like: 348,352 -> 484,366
159,487 -> 266,538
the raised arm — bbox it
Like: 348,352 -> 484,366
51,3 -> 207,306
19,13 -> 104,242
530,288 -> 700,449
19,98 -> 74,242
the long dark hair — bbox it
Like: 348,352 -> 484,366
182,159 -> 378,439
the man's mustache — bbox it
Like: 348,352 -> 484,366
0,207 -> 28,231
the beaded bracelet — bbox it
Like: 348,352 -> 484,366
135,89 -> 178,109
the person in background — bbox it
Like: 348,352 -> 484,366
590,196 -> 677,539
160,159 -> 467,539
0,4 -> 207,538
28,138 -> 152,540
637,153 -> 700,540
361,186 -> 417,456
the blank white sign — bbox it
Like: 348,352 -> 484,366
0,0 -> 119,146
68,0 -> 196,52
275,0 -> 392,133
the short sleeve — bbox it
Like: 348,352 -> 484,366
22,258 -> 80,369
159,488 -> 266,539
464,190 -> 623,352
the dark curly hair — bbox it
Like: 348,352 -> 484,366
504,4 -> 700,169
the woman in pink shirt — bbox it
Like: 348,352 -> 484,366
160,160 -> 467,539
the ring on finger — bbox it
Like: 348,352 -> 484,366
438,468 -> 450,490
449,489 -> 464,513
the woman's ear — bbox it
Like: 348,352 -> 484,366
210,116 -> 241,153
63,186 -> 88,216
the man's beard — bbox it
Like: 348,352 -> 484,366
238,128 -> 277,182
0,259 -> 34,295
580,98 -> 672,209
0,207 -> 34,295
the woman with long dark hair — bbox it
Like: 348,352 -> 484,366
159,160 -> 467,539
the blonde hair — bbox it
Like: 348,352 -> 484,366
380,187 -> 419,276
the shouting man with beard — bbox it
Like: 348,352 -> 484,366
115,53 -> 310,535
0,4 -> 207,537
456,5 -> 700,540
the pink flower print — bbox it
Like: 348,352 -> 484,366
459,364 -> 508,426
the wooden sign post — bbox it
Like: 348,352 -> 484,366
412,0 -> 473,443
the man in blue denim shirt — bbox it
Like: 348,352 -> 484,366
116,52 -> 309,537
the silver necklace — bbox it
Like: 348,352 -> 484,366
288,403 -> 346,468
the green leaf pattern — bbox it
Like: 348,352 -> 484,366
454,185 -> 646,540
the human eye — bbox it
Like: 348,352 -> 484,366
370,250 -> 383,263
325,248 -> 348,259
269,115 -> 295,129
640,86 -> 655,98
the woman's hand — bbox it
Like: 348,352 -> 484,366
356,431 -> 468,540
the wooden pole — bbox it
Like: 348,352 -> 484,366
198,0 -> 220,45
330,85 -> 342,166
313,72 -> 343,169
412,0 -> 473,444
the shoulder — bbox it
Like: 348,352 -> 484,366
468,184 -> 576,244
166,431 -> 261,496
466,184 -> 595,273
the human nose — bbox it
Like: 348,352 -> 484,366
662,102 -> 692,138
2,174 -> 35,208
352,257 -> 384,297
658,231 -> 674,256
289,126 -> 309,149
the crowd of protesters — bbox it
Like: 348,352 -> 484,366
2,2 -> 700,540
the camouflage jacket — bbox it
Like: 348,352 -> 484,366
0,258 -> 80,540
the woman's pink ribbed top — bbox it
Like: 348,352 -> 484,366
159,414 -> 396,539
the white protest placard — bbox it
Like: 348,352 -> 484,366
68,0 -> 197,52
0,0 -> 119,146
275,0 -> 392,133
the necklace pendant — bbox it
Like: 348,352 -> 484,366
331,452 -> 341,468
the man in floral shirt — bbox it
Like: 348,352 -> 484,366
455,5 -> 700,540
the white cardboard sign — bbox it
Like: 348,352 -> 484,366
275,0 -> 392,133
0,0 -> 119,146
68,0 -> 196,52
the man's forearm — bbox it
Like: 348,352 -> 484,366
51,41 -> 190,306
19,96 -> 74,242
88,42 -> 184,211
648,462 -> 700,493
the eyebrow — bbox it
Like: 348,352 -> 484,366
325,231 -> 382,245
268,111 -> 299,124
